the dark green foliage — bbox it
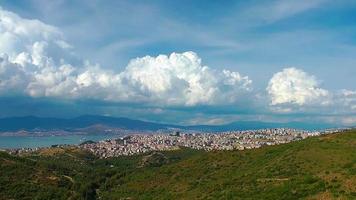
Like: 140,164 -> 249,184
0,130 -> 355,199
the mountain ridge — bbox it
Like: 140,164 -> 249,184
0,115 -> 180,132
0,115 -> 341,133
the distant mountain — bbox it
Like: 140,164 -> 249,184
0,115 -> 181,132
187,121 -> 338,131
0,115 -> 340,133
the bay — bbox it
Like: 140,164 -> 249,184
0,134 -> 119,149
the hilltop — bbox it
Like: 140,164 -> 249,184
0,130 -> 355,199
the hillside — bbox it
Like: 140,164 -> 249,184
0,130 -> 355,199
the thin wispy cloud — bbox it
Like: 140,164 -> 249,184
245,0 -> 328,23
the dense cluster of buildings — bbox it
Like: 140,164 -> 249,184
5,128 -> 349,158
80,128 -> 345,158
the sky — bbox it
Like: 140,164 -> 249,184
0,0 -> 355,126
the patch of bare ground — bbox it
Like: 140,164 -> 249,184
38,147 -> 65,156
62,175 -> 74,183
0,158 -> 16,165
344,178 -> 356,192
307,191 -> 334,200
257,178 -> 289,182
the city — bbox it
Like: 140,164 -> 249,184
80,128 -> 346,158
6,128 -> 348,158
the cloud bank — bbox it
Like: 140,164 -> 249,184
0,7 -> 252,106
0,7 -> 355,125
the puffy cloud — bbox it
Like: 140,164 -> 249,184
0,7 -> 81,98
120,52 -> 252,106
0,8 -> 252,106
266,68 -> 356,115
0,54 -> 28,94
0,7 -> 72,60
267,67 -> 329,106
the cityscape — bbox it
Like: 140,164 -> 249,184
6,128 -> 348,158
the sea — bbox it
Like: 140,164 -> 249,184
0,134 -> 119,149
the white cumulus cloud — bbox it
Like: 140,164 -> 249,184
267,67 -> 329,106
120,52 -> 252,106
0,7 -> 252,106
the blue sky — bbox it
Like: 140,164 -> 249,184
0,0 -> 355,126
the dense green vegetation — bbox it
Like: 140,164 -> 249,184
0,130 -> 355,199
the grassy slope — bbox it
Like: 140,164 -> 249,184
0,147 -> 97,200
100,130 -> 355,200
0,130 -> 355,200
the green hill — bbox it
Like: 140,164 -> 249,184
0,130 -> 355,200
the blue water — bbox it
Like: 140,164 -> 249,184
0,134 -> 119,149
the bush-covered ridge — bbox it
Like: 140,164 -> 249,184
0,130 -> 355,199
